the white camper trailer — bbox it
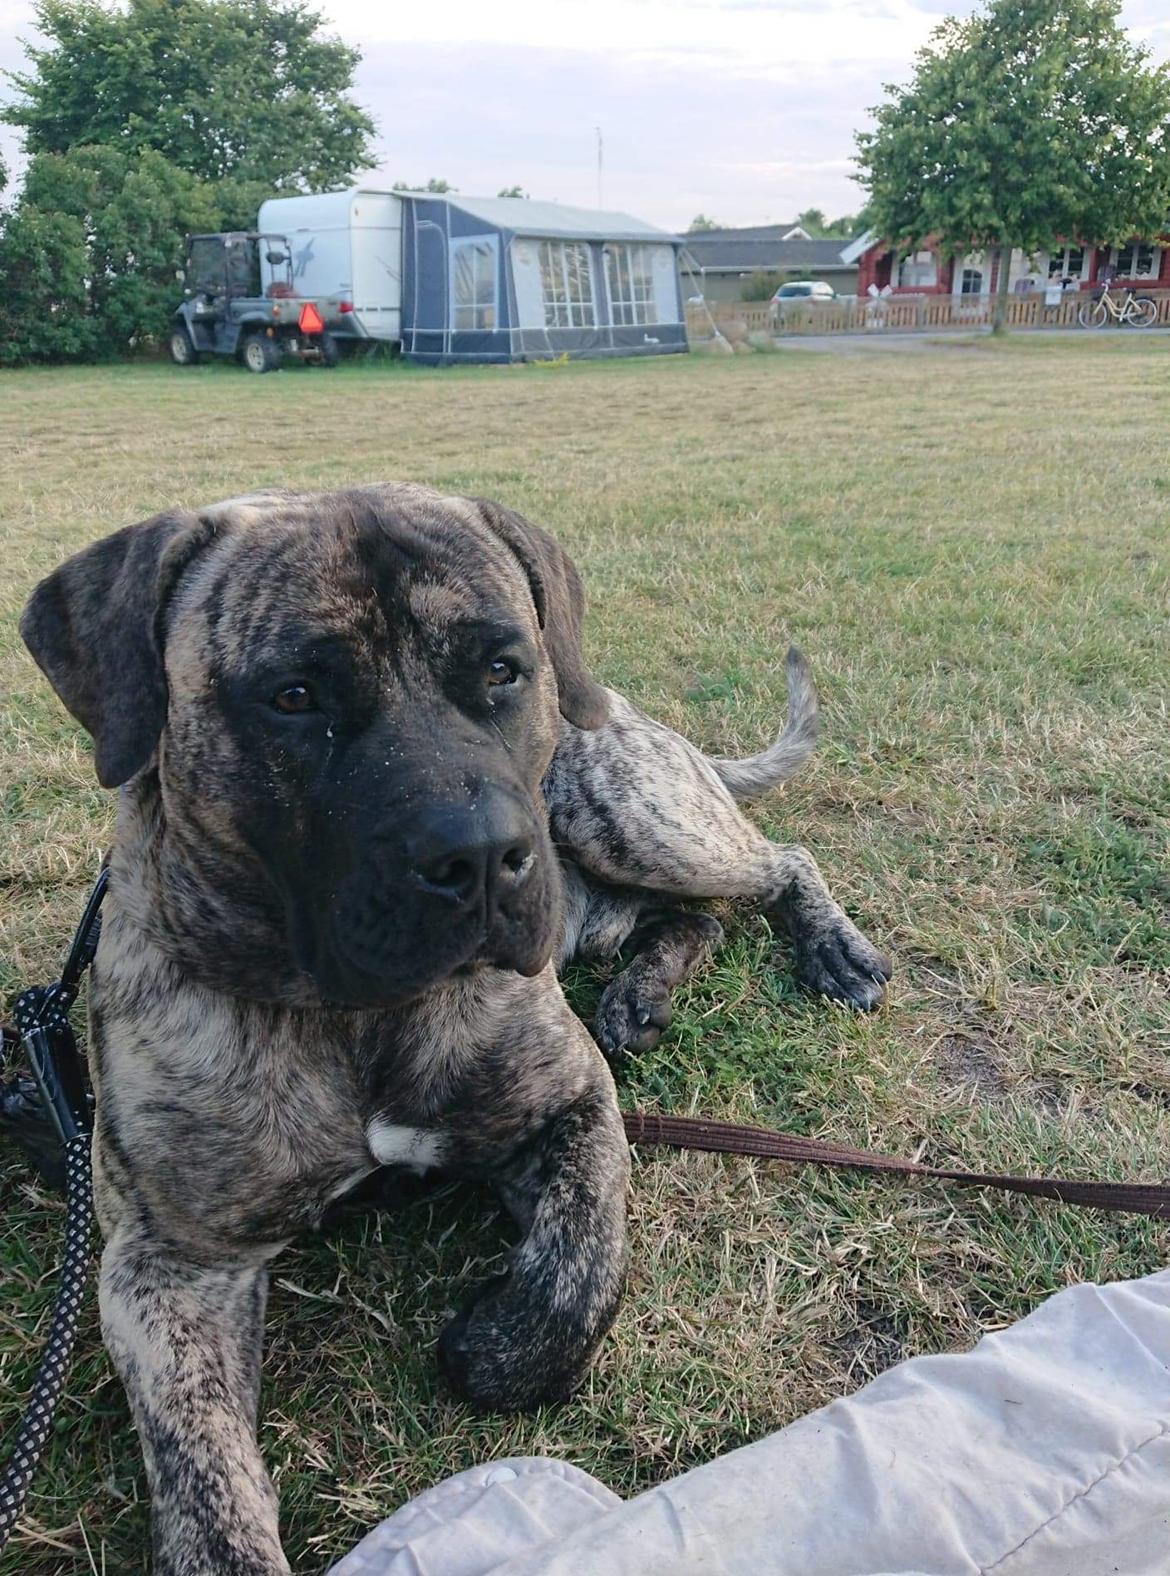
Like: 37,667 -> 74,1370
258,188 -> 404,344
258,186 -> 687,365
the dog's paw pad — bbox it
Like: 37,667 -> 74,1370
595,975 -> 673,1056
796,922 -> 892,1011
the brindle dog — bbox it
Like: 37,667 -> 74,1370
20,484 -> 890,1575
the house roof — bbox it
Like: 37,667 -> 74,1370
839,229 -> 878,265
685,222 -> 811,242
417,193 -> 680,244
682,230 -> 857,274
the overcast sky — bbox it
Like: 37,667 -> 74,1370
2,0 -> 1168,230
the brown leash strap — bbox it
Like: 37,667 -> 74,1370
623,1112 -> 1170,1222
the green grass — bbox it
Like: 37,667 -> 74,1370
2,343 -> 1169,1573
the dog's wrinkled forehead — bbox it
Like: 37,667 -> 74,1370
21,480 -> 608,789
172,484 -> 536,672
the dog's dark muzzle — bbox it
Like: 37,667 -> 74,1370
408,797 -> 536,917
316,784 -> 559,1006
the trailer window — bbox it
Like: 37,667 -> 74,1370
538,241 -> 596,328
451,236 -> 498,330
605,244 -> 654,325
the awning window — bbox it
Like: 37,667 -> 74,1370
451,236 -> 498,331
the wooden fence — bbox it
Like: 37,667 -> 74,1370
685,290 -> 1170,340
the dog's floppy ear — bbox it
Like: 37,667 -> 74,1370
474,499 -> 609,729
20,510 -> 215,788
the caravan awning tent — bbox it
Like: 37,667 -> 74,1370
258,187 -> 688,365
400,193 -> 687,364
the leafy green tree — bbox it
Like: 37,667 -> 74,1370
0,144 -> 242,360
825,212 -> 865,238
796,207 -> 827,234
855,0 -> 1170,331
0,202 -> 92,363
688,213 -> 719,231
394,177 -> 457,193
3,0 -> 375,190
497,185 -> 528,199
796,208 -> 865,238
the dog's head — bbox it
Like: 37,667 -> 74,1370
21,484 -> 609,1007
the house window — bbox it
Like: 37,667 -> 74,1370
1112,242 -> 1160,279
538,241 -> 596,328
960,268 -> 984,295
451,236 -> 497,331
896,250 -> 937,288
1047,246 -> 1085,280
605,244 -> 654,325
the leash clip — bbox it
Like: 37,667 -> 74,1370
12,990 -> 91,1144
2,866 -> 108,1152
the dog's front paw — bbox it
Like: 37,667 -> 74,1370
793,918 -> 892,1010
594,972 -> 674,1057
438,1274 -> 599,1413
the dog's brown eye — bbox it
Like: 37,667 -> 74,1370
271,683 -> 317,714
486,659 -> 519,687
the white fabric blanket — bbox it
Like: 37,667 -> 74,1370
330,1268 -> 1170,1576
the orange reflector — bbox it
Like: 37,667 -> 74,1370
298,302 -> 324,334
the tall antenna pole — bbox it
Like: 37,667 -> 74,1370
596,125 -> 603,208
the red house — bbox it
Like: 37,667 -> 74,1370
842,233 -> 1170,299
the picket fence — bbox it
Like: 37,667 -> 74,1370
685,290 -> 1170,339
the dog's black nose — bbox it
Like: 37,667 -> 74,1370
412,801 -> 535,912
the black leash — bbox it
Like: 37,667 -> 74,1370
0,868 -> 106,1550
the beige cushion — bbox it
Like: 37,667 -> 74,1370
332,1269 -> 1170,1576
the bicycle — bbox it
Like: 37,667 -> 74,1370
1077,278 -> 1159,328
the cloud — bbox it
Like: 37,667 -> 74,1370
1,0 -> 1165,228
351,39 -> 901,225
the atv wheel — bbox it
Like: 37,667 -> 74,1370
169,327 -> 199,366
318,330 -> 340,368
242,333 -> 280,374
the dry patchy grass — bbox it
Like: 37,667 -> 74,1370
1,341 -> 1168,1573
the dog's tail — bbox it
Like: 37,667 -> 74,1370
710,646 -> 819,801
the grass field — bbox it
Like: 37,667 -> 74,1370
2,339 -> 1168,1574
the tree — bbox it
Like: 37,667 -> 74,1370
796,207 -> 866,238
3,0 -> 375,191
497,184 -> 528,199
855,0 -> 1170,332
688,213 -> 719,231
394,177 -> 457,193
0,144 -> 254,361
0,203 -> 92,363
825,212 -> 865,238
796,207 -> 827,234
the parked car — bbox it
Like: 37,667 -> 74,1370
770,280 -> 837,322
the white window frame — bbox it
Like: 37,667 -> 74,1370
538,240 -> 596,329
1110,242 -> 1160,280
450,234 -> 499,332
1047,246 -> 1087,282
605,243 -> 655,326
896,250 -> 937,289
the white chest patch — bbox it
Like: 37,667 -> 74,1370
366,1120 -> 446,1175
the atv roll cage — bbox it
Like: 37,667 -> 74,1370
183,232 -> 295,301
